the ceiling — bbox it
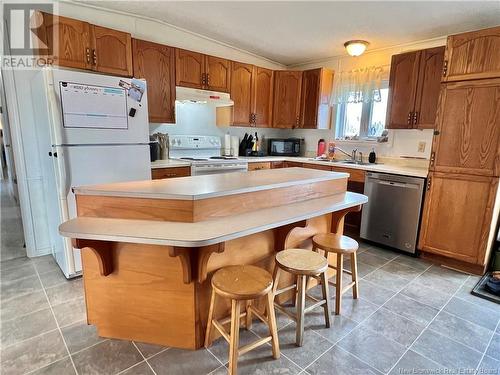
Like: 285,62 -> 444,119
78,1 -> 500,66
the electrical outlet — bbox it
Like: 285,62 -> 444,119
418,141 -> 426,153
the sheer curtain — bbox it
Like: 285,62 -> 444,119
330,66 -> 385,105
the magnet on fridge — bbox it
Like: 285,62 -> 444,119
129,108 -> 137,117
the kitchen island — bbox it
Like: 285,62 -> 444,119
59,168 -> 367,349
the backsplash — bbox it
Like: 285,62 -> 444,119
150,103 -> 433,160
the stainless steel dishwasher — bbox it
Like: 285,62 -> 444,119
360,172 -> 425,254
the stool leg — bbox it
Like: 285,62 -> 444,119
335,254 -> 343,315
228,299 -> 241,375
296,275 -> 306,347
246,300 -> 252,330
204,288 -> 216,348
266,291 -> 280,359
351,252 -> 359,299
320,271 -> 332,328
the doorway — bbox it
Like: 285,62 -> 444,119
0,71 -> 26,261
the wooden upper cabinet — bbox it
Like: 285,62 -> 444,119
414,47 -> 445,129
300,68 -> 333,129
30,12 -> 132,76
273,71 -> 303,128
386,47 -> 444,130
444,26 -> 500,82
230,62 -> 254,126
31,11 -> 91,70
91,25 -> 132,77
386,51 -> 421,129
132,39 -> 176,123
205,56 -> 231,92
175,49 -> 205,89
418,172 -> 498,265
430,78 -> 500,177
253,67 -> 274,127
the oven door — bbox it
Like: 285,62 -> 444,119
191,162 -> 248,176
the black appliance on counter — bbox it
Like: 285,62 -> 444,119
268,138 -> 302,156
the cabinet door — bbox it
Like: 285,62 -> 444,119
431,79 -> 500,177
386,51 -> 420,129
91,25 -> 132,77
132,39 -> 176,123
273,71 -> 302,128
205,56 -> 231,92
175,49 -> 204,89
253,67 -> 274,127
444,26 -> 500,82
300,68 -> 333,129
414,46 -> 445,129
230,62 -> 254,126
419,172 -> 498,265
32,11 -> 91,70
300,68 -> 321,129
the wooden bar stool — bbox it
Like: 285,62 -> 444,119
272,248 -> 331,347
205,265 -> 280,375
312,234 -> 359,315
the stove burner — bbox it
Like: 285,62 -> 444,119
209,156 -> 238,160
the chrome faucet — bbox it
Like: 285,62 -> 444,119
334,146 -> 353,160
351,148 -> 358,163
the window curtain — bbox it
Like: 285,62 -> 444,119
330,66 -> 385,105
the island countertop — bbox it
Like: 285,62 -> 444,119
74,167 -> 349,200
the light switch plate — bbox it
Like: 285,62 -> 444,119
418,141 -> 426,153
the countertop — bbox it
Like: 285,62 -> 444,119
74,167 -> 349,200
240,156 -> 429,178
60,192 -> 367,247
151,156 -> 428,178
151,159 -> 191,169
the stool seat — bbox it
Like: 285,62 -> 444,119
275,248 -> 328,276
212,265 -> 273,300
312,234 -> 359,254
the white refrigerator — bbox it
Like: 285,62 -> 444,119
31,68 -> 151,278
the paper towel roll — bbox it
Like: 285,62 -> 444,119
224,133 -> 231,156
231,136 -> 239,157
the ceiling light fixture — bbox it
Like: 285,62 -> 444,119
344,40 -> 369,57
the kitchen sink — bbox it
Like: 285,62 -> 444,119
308,158 -> 382,166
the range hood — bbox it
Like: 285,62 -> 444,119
175,86 -> 234,107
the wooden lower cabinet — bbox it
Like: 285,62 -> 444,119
271,161 -> 285,169
248,162 -> 271,171
284,161 -> 304,168
419,172 -> 499,266
151,167 -> 190,180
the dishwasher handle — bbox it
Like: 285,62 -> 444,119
371,179 -> 420,189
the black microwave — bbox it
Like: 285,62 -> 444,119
268,138 -> 302,156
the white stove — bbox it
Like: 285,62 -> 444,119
169,135 -> 248,176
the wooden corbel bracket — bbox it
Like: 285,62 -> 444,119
169,243 -> 226,284
169,247 -> 193,284
331,205 -> 362,234
197,243 -> 225,283
72,238 -> 113,276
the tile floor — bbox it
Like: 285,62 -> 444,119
1,243 -> 499,375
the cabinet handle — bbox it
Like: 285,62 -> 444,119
407,112 -> 412,125
85,48 -> 90,64
430,151 -> 435,166
295,115 -> 299,128
426,177 -> 432,191
442,60 -> 448,76
92,49 -> 97,65
413,111 -> 418,125
206,73 -> 210,86
201,73 -> 206,85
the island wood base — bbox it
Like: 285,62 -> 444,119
74,211 -> 357,349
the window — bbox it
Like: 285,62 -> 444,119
335,86 -> 389,139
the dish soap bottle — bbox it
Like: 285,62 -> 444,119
369,148 -> 376,164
